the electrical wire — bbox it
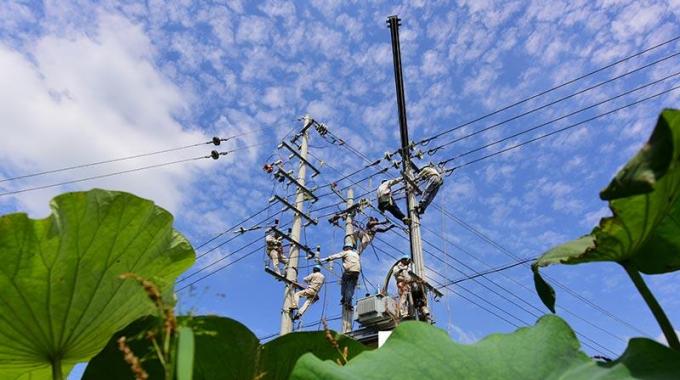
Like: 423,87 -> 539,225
0,142 -> 268,197
177,243 -> 264,292
445,82 -> 680,170
0,127 -> 269,184
427,60 -> 680,155
433,205 -> 650,336
416,34 -> 680,146
178,236 -> 261,284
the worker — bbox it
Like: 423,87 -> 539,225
353,217 -> 394,254
322,244 -> 360,307
266,230 -> 287,275
291,265 -> 325,320
393,255 -> 414,317
415,163 -> 444,215
377,177 -> 407,223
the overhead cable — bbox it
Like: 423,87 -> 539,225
0,142 -> 267,197
427,54 -> 680,155
417,34 -> 680,145
445,82 -> 680,170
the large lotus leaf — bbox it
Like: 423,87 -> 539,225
291,315 -> 680,379
84,316 -> 366,380
0,189 -> 195,379
532,110 -> 680,309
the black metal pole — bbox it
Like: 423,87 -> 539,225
387,15 -> 411,162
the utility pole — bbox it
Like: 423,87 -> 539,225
280,115 -> 313,334
387,15 -> 429,319
342,188 -> 354,333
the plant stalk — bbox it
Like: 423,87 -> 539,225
51,357 -> 63,380
623,262 -> 680,350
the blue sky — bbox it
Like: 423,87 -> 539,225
2,0 -> 680,377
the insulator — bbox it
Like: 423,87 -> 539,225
212,137 -> 221,145
211,150 -> 220,160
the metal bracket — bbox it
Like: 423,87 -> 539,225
327,198 -> 370,224
269,195 -> 318,226
278,140 -> 321,177
269,226 -> 316,257
275,166 -> 318,203
264,267 -> 304,289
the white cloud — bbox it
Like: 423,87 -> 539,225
0,13 -> 207,217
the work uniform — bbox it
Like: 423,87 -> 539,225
353,220 -> 392,254
325,248 -> 361,306
266,234 -> 287,275
353,229 -> 374,255
377,178 -> 406,221
292,271 -> 325,317
393,261 -> 413,317
417,165 -> 444,214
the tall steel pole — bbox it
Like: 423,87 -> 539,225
342,188 -> 354,333
387,16 -> 428,310
280,116 -> 312,334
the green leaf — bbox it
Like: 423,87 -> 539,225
533,109 -> 680,284
176,326 -> 194,380
532,264 -> 556,313
84,316 -> 366,380
0,189 -> 195,379
291,315 -> 680,379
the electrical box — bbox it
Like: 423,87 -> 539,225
354,294 -> 398,329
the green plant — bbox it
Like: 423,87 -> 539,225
0,189 -> 195,380
292,316 -> 680,379
532,109 -> 680,350
83,316 -> 366,380
119,274 -> 195,380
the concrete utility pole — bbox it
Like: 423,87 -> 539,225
280,116 -> 313,334
387,15 -> 429,318
342,188 -> 354,333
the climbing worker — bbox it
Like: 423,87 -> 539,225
322,243 -> 360,307
353,217 -> 394,254
291,265 -> 325,320
377,177 -> 408,223
265,230 -> 287,275
415,163 -> 444,215
393,255 -> 414,317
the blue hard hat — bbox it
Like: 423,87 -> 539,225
400,255 -> 411,261
313,265 -> 322,271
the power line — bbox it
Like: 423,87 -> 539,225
177,242 -> 264,292
433,205 -> 650,336
437,257 -> 536,286
426,54 -> 680,155
0,128 -> 267,184
178,236 -> 261,284
417,34 -> 680,145
372,237 -> 617,356
446,82 -> 680,170
193,203 -> 276,252
0,142 -> 267,197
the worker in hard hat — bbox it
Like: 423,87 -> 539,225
266,230 -> 287,275
291,265 -> 325,320
353,217 -> 394,254
415,163 -> 444,215
377,177 -> 408,223
394,255 -> 414,317
322,243 -> 360,307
